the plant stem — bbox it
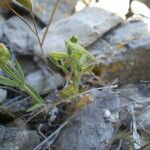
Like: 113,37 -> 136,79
4,0 -> 36,35
41,0 -> 60,45
30,11 -> 44,55
23,84 -> 44,105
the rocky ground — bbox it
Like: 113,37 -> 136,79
0,0 -> 150,150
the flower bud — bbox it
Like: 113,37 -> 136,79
0,43 -> 10,64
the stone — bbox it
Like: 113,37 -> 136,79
105,20 -> 150,46
75,0 -> 130,19
0,125 -> 40,150
0,16 -> 40,54
90,18 -> 150,84
33,7 -> 123,56
0,14 -> 5,25
32,0 -> 78,25
0,88 -> 7,103
3,96 -> 32,116
131,0 -> 150,18
12,0 -> 78,25
116,83 -> 150,130
0,106 -> 15,123
16,55 -> 38,75
53,89 -> 120,150
0,14 -> 6,38
26,70 -> 64,95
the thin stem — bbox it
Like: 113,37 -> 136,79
4,0 -> 36,35
30,11 -> 44,55
41,0 -> 60,45
24,84 -> 118,124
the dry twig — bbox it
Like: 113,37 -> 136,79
41,0 -> 60,45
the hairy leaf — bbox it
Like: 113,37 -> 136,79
49,36 -> 95,98
14,59 -> 25,80
0,76 -> 19,87
24,83 -> 44,104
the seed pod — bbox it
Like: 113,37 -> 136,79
0,43 -> 10,64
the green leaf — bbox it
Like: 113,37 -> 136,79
27,103 -> 44,112
14,59 -> 24,80
59,84 -> 79,98
0,76 -> 19,87
24,83 -> 44,104
6,61 -> 24,82
49,51 -> 69,74
16,0 -> 32,10
70,36 -> 78,43
0,64 -> 21,83
50,51 -> 68,60
49,36 -> 96,99
0,43 -> 10,64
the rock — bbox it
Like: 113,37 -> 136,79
90,18 -> 150,84
32,0 -> 78,25
0,14 -> 6,38
12,0 -> 78,25
117,83 -> 150,128
26,70 -> 64,95
131,0 -> 150,18
0,16 -> 40,54
53,89 -> 120,150
3,96 -> 32,116
0,14 -> 5,25
17,55 -> 38,75
138,108 -> 150,130
105,19 -> 150,46
76,0 -> 130,19
0,88 -> 7,103
33,7 -> 123,56
0,106 -> 15,123
0,125 -> 40,150
106,83 -> 150,149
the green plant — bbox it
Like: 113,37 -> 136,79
49,36 -> 95,98
0,43 -> 44,112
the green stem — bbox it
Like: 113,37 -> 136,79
72,74 -> 81,92
23,84 -> 44,105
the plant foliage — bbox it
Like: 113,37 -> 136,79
49,36 -> 95,98
0,43 -> 44,112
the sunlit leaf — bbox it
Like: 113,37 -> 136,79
49,36 -> 96,99
0,43 -> 10,64
70,35 -> 78,43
